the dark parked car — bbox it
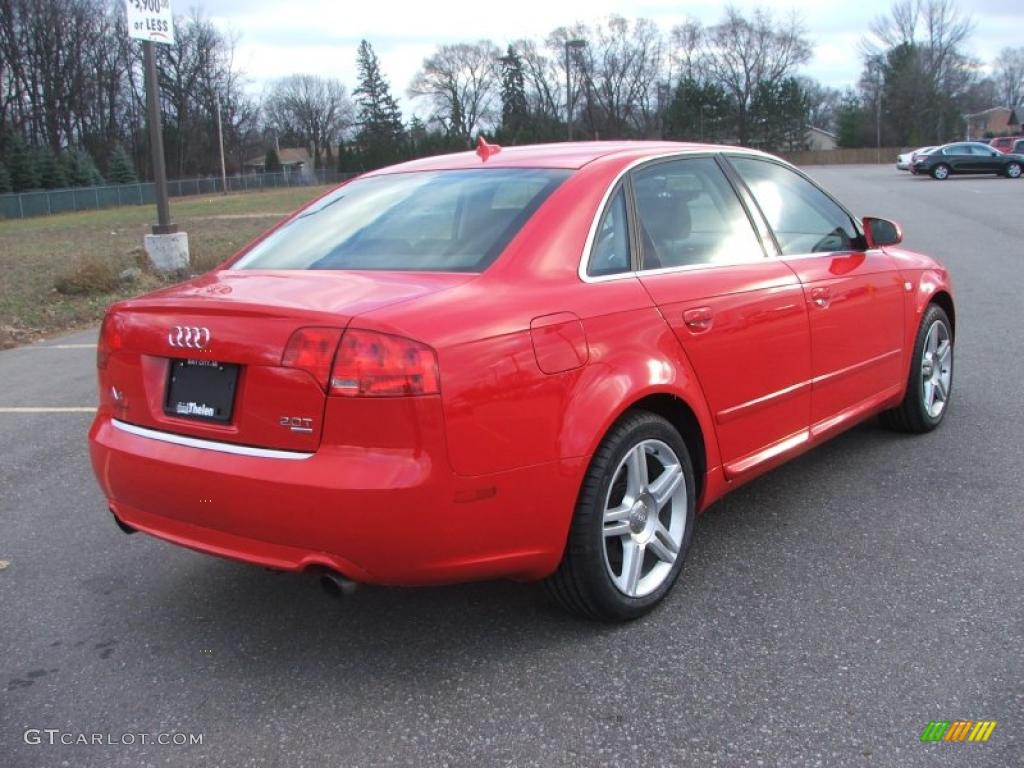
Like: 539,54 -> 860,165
912,142 -> 1024,179
1013,139 -> 1024,155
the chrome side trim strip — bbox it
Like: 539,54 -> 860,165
716,379 -> 812,425
811,349 -> 902,387
111,419 -> 314,460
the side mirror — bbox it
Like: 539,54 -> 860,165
862,217 -> 903,248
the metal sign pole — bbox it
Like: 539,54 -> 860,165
143,40 -> 175,234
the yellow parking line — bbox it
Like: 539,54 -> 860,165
0,407 -> 96,413
28,343 -> 96,349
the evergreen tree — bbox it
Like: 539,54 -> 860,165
353,40 -> 405,169
35,146 -> 68,189
335,140 -> 362,174
835,90 -> 869,148
665,78 -> 732,143
61,147 -> 104,187
264,147 -> 282,172
0,162 -> 10,194
107,144 -> 138,183
749,77 -> 810,151
498,46 -> 529,144
6,136 -> 39,191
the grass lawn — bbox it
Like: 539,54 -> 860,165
0,185 -> 334,348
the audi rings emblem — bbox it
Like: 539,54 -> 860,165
168,326 -> 211,349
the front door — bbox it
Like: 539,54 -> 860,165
726,156 -> 905,430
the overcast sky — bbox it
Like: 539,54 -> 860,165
207,0 -> 1021,110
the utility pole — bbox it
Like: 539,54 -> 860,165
564,39 -> 586,141
216,97 -> 228,195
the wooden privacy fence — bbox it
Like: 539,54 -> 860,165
779,147 -> 905,166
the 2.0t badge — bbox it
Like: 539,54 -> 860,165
168,326 -> 211,349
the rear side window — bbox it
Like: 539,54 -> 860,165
232,169 -> 570,272
729,157 -> 859,256
632,157 -> 764,270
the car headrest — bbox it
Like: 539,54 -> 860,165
637,191 -> 691,242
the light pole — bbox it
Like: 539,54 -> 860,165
564,39 -> 586,141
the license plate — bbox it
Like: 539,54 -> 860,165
164,359 -> 239,423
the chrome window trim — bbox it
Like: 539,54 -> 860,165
111,419 -> 313,460
577,147 -> 778,284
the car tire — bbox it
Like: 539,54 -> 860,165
1006,162 -> 1022,179
543,410 -> 696,622
931,164 -> 951,180
881,304 -> 954,433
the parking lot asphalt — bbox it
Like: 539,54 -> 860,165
1,165 -> 1022,768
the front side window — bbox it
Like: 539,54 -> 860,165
632,157 -> 764,270
232,168 -> 570,272
729,157 -> 859,256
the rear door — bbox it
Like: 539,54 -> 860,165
632,156 -> 812,476
726,156 -> 905,432
944,144 -> 976,173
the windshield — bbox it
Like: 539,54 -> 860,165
232,168 -> 570,272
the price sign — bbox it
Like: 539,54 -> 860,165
126,0 -> 175,44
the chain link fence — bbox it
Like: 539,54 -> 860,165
0,168 -> 351,220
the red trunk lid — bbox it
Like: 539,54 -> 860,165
102,270 -> 471,451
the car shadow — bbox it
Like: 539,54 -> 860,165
109,415 -> 928,689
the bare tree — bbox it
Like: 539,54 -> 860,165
993,46 -> 1024,108
865,0 -> 975,93
512,38 -> 562,125
861,0 -> 977,143
558,16 -> 664,139
264,74 -> 353,168
668,20 -> 707,86
409,41 -> 500,145
701,7 -> 812,145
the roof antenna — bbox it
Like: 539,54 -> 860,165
476,135 -> 502,162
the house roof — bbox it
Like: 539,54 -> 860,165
245,147 -> 310,165
965,106 -> 1012,119
807,126 -> 837,138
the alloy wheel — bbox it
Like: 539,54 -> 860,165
602,439 -> 688,597
921,320 -> 952,419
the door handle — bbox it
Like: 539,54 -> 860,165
810,287 -> 831,308
683,307 -> 713,333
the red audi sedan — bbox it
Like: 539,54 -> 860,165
89,141 -> 955,620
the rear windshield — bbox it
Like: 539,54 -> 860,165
232,168 -> 570,272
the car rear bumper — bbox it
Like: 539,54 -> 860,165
89,414 -> 580,585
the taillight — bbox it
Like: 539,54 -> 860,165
281,327 -> 343,389
330,329 -> 439,397
97,312 -> 123,369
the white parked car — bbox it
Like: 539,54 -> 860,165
897,146 -> 935,170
